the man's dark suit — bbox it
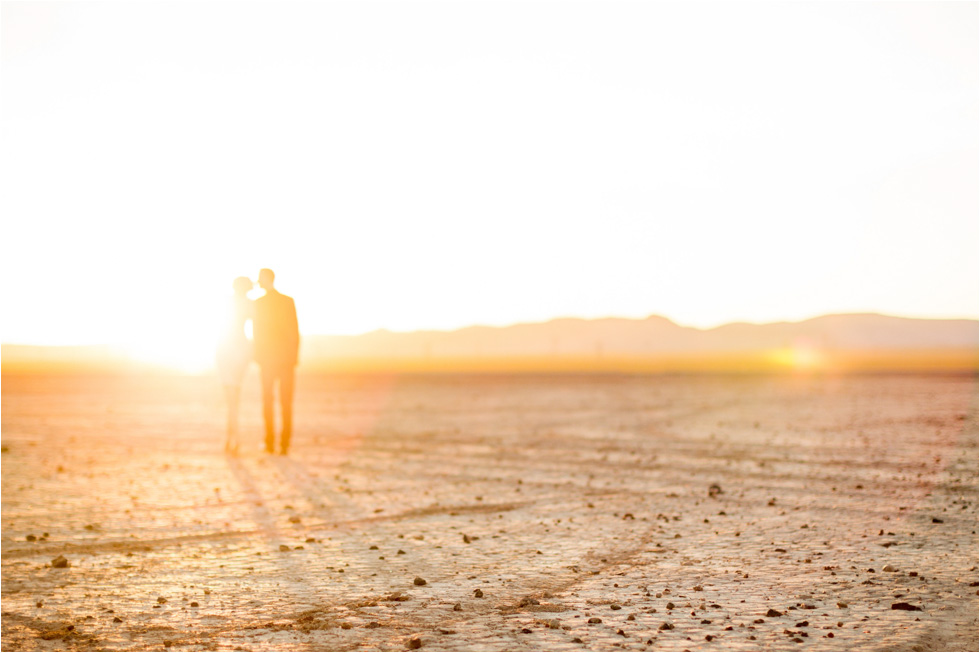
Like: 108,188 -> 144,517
253,289 -> 299,453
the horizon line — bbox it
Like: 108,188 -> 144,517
3,310 -> 979,349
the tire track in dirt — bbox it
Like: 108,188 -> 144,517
2,501 -> 527,559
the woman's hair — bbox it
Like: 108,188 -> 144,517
232,276 -> 253,295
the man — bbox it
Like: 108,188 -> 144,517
253,268 -> 299,455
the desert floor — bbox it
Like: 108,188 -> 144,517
1,373 -> 977,651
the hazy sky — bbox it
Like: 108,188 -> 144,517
2,2 -> 977,356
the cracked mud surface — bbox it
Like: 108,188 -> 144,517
2,373 -> 977,651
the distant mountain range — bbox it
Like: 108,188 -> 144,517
303,313 -> 978,358
3,313 -> 977,373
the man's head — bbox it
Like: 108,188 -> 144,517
258,268 -> 275,290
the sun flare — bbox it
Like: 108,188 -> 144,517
769,344 -> 825,371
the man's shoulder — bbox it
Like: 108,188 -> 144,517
256,291 -> 294,307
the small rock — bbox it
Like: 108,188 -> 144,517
627,614 -> 635,621
658,622 -> 674,631
51,555 -> 69,569
665,602 -> 675,610
397,549 -> 406,555
617,629 -> 627,637
572,637 -> 583,643
366,621 -> 381,628
588,617 -> 602,624
306,537 -> 316,543
36,600 -> 43,608
370,545 -> 379,550
341,622 -> 353,629
279,545 -> 290,552
190,602 -> 199,607
164,640 -> 173,647
157,596 -> 167,604
474,588 -> 484,598
463,534 -> 472,544
453,603 -> 462,611
520,597 -> 540,607
288,516 -> 301,523
521,628 -> 533,634
932,518 -> 944,524
708,483 -> 723,497
766,609 -> 783,617
837,601 -> 848,608
26,534 -> 36,542
610,604 -> 622,610
882,564 -> 897,572
413,577 -> 427,586
891,602 -> 922,611
796,620 -> 809,627
705,635 -> 713,641
113,617 -> 122,623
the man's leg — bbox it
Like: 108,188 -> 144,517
279,366 -> 295,455
260,366 -> 277,453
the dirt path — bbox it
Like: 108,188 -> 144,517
2,373 -> 977,651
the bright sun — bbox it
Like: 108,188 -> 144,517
122,317 -> 222,374
121,287 -> 268,374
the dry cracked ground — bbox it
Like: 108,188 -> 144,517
2,373 -> 978,651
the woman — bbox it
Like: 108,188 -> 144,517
216,276 -> 254,454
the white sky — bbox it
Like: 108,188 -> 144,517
2,1 -> 978,354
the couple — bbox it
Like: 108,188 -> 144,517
217,268 -> 299,456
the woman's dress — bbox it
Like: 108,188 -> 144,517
216,297 -> 252,387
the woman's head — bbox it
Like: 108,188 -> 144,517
232,276 -> 253,296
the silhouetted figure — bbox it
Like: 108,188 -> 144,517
216,276 -> 254,455
253,268 -> 299,455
